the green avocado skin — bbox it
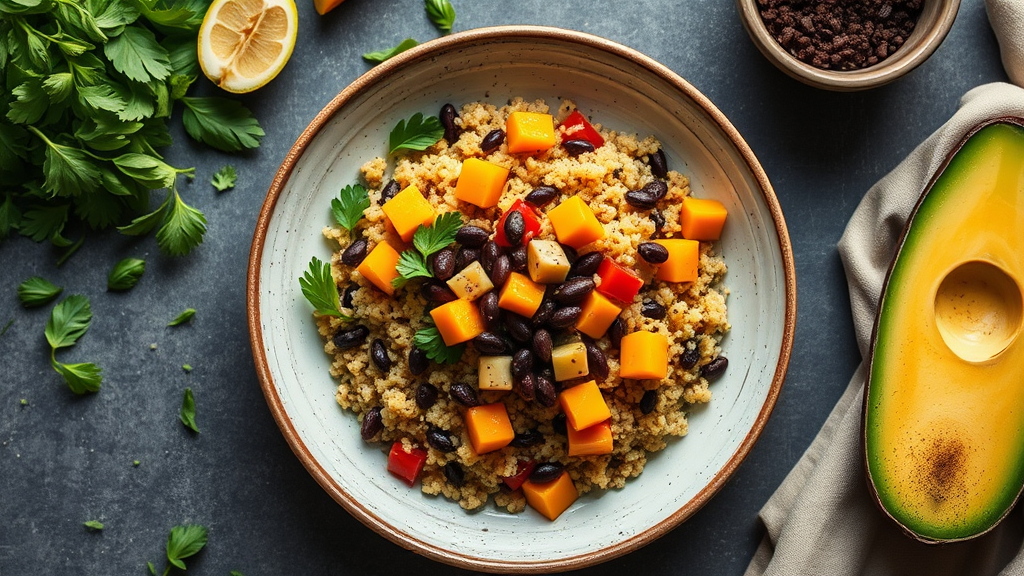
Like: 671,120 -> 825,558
865,121 -> 1024,543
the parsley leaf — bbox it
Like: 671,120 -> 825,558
393,211 -> 463,287
180,387 -> 198,432
362,38 -> 418,63
0,195 -> 23,239
20,204 -> 69,243
103,25 -> 171,83
154,186 -> 207,256
107,257 -> 146,290
45,294 -> 93,350
168,308 -> 196,326
331,184 -> 369,231
18,276 -> 63,307
180,97 -> 264,152
299,257 -> 350,318
54,361 -> 102,394
211,165 -> 236,191
413,318 -> 464,364
113,153 -> 186,189
425,0 -> 456,33
27,127 -> 101,197
83,520 -> 104,530
389,112 -> 444,154
393,250 -> 429,288
165,524 -> 208,570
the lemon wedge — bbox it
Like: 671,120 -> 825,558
198,0 -> 298,93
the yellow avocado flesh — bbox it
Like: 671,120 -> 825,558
866,122 -> 1024,542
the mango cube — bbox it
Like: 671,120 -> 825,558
522,471 -> 578,520
356,241 -> 400,296
527,239 -> 571,284
446,261 -> 494,301
429,298 -> 486,346
548,196 -> 605,249
478,356 -> 513,391
619,331 -> 669,380
680,197 -> 728,241
505,111 -> 556,154
567,420 -> 613,456
551,341 -> 589,382
653,239 -> 699,283
382,185 -> 435,242
497,272 -> 545,318
558,380 -> 611,431
575,291 -> 622,339
465,402 -> 515,454
454,158 -> 510,209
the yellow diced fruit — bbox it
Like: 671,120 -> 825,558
527,239 -> 570,284
575,291 -> 622,339
548,196 -> 605,249
619,331 -> 669,380
478,356 -> 513,391
567,420 -> 613,456
522,471 -> 578,520
454,158 -> 510,209
429,299 -> 486,346
446,261 -> 494,301
558,379 -> 610,431
680,197 -> 728,241
653,239 -> 699,283
465,403 -> 515,454
505,111 -> 556,154
355,241 -> 400,296
551,341 -> 588,382
497,272 -> 545,318
382,185 -> 435,242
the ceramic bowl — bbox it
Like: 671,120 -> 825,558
736,0 -> 960,91
248,25 -> 795,572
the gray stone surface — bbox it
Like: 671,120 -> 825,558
0,0 -> 1008,574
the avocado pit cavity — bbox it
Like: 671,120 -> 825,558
934,260 -> 1022,363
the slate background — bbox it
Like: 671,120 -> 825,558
0,0 -> 1008,574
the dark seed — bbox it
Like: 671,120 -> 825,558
473,332 -> 507,355
625,189 -> 658,210
532,299 -> 557,327
563,139 -> 595,156
421,280 -> 457,303
510,245 -> 528,272
341,285 -> 357,309
509,429 -> 544,448
504,211 -> 525,246
638,242 -> 669,264
548,306 -> 582,329
639,390 -> 657,415
560,244 -> 578,264
532,329 -> 553,363
553,277 -> 595,305
416,383 -> 438,410
552,413 -> 567,436
507,313 -> 533,343
450,382 -> 480,407
641,299 -> 667,320
380,180 -> 400,205
650,210 -> 666,231
481,240 -> 501,273
529,462 -> 564,484
443,461 -> 465,487
582,337 -> 609,379
516,372 -> 536,402
525,185 -> 558,208
643,180 -> 668,200
332,325 -> 369,350
648,148 -> 668,178
569,252 -> 603,277
455,247 -> 481,271
878,3 -> 892,19
702,356 -> 728,380
341,238 -> 368,266
535,375 -> 557,408
440,103 -> 459,143
478,292 -> 501,330
426,428 -> 456,453
408,347 -> 429,376
480,129 -> 505,153
512,349 -> 533,379
680,345 -> 700,369
456,225 -> 489,248
608,318 -> 625,348
489,254 -> 511,288
360,406 -> 383,440
371,339 -> 391,371
431,248 -> 456,280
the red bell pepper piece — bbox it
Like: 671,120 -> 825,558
494,199 -> 542,247
502,459 -> 536,491
596,258 -> 644,303
560,110 -> 605,148
387,441 -> 428,486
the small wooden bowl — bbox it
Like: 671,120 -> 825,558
736,0 -> 960,91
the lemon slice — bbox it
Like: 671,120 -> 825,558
198,0 -> 298,94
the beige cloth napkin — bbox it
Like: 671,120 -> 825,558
744,4 -> 1024,575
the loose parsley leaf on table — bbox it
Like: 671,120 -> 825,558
389,112 -> 445,154
17,276 -> 63,307
211,165 -> 237,192
362,38 -> 418,64
331,184 -> 369,231
180,388 -> 198,432
163,524 -> 208,572
45,295 -> 102,394
168,308 -> 196,326
83,520 -> 104,530
425,0 -> 456,33
393,211 -> 463,288
300,257 -> 351,319
119,182 -> 207,257
413,316 -> 464,364
107,257 -> 146,291
180,97 -> 265,152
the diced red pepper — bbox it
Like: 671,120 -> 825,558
503,459 -> 536,491
596,258 -> 644,303
387,441 -> 427,487
494,199 -> 542,247
560,110 -> 605,148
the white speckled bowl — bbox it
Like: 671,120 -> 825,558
248,26 -> 795,573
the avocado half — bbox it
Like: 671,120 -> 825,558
864,118 -> 1024,543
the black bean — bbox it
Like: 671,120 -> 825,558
516,372 -> 536,402
473,332 -> 507,355
481,240 -> 500,273
639,390 -> 657,415
535,375 -> 557,407
643,180 -> 668,200
539,367 -> 560,392
583,338 -> 609,379
641,299 -> 667,320
510,245 -> 528,272
478,292 -> 501,330
560,244 -> 578,265
569,252 -> 603,277
512,349 -> 533,379
380,180 -> 400,205
552,413 -> 567,436
431,248 -> 456,280
416,383 -> 438,410
408,347 -> 429,376
529,462 -> 564,484
548,306 -> 582,329
455,225 -> 489,248
480,129 -> 505,153
680,346 -> 700,369
532,329 -> 553,363
563,139 -> 595,156
625,189 -> 658,210
371,338 -> 391,371
360,407 -> 383,440
638,242 -> 669,264
648,148 -> 668,178
531,299 -> 557,327
440,103 -> 459,143
426,428 -> 456,453
525,185 -> 558,208
608,318 -> 625,348
450,382 -> 480,407
421,280 -> 457,304
553,277 -> 595,305
341,285 -> 357,309
504,211 -> 525,246
443,461 -> 465,487
701,356 -> 728,381
509,429 -> 544,448
490,254 -> 510,288
332,325 -> 369,350
507,313 -> 533,343
650,210 -> 666,231
341,238 -> 367,266
455,247 -> 481,271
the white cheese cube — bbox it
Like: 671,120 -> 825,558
551,341 -> 589,381
446,260 -> 494,301
478,356 -> 514,391
527,239 -> 571,284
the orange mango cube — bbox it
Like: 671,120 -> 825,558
497,272 -> 545,318
548,196 -> 605,249
576,291 -> 622,339
356,241 -> 400,296
382,185 -> 435,242
619,331 -> 669,380
567,420 -> 613,456
465,403 -> 515,454
681,197 -> 728,241
454,158 -> 510,209
505,111 -> 556,154
429,298 -> 486,346
313,0 -> 344,14
653,239 -> 699,283
558,380 -> 611,431
522,471 -> 578,520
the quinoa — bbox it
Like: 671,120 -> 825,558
316,98 -> 730,514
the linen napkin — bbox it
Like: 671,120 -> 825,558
744,3 -> 1024,575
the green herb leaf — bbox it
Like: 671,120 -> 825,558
103,25 -> 171,83
7,79 -> 49,125
165,524 -> 208,569
413,320 -> 464,364
83,520 -> 104,530
18,276 -> 63,307
362,38 -> 418,63
424,0 -> 455,32
179,387 -> 198,432
299,257 -> 348,318
412,211 -> 462,256
54,361 -> 102,394
155,188 -> 206,256
330,184 -> 369,231
20,204 -> 69,243
180,97 -> 264,152
112,153 -> 181,189
2,320 -> 14,337
211,165 -> 236,191
0,195 -> 23,239
388,112 -> 444,154
107,257 -> 146,290
147,561 -> 156,575
168,308 -> 195,326
45,295 -> 93,350
230,571 -> 244,576
28,129 -> 102,197
393,250 -> 429,288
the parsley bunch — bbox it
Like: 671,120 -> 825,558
0,0 -> 264,258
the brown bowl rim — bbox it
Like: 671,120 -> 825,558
247,24 -> 797,573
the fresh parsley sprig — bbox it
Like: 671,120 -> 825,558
393,211 -> 463,288
413,316 -> 464,364
363,38 -> 418,63
389,113 -> 445,154
300,257 -> 352,319
331,184 -> 370,231
117,180 -> 207,257
211,165 -> 237,192
180,388 -> 198,433
148,524 -> 208,576
45,295 -> 102,394
17,276 -> 63,308
107,257 -> 146,291
168,308 -> 196,326
425,0 -> 456,33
